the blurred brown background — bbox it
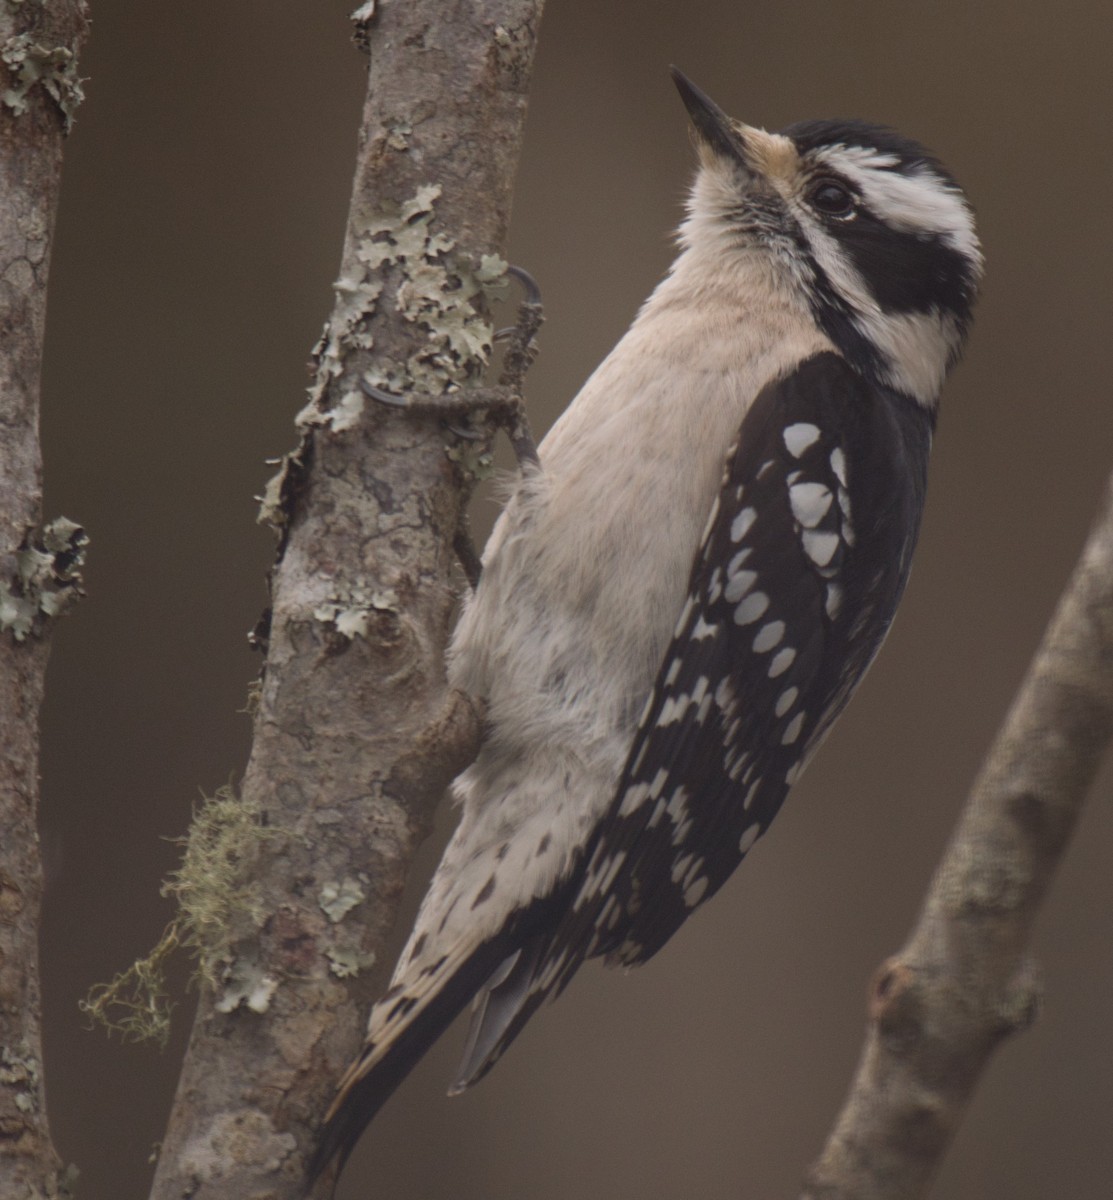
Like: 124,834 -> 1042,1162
35,1 -> 1113,1197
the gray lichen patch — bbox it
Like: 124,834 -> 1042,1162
318,874 -> 368,923
178,1109 -> 298,1185
349,0 -> 377,53
310,182 -> 509,409
0,516 -> 87,641
326,943 -> 376,979
385,119 -> 412,151
314,585 -> 399,643
215,954 -> 279,1015
1,33 -> 85,132
255,443 -> 308,538
321,388 -> 364,433
0,1040 -> 41,1114
445,439 -> 496,482
259,185 -> 509,545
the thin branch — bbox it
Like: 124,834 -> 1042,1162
802,472 -> 1113,1198
0,2 -> 89,1198
146,4 -> 544,1197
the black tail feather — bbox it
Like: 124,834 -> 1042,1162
304,941 -> 513,1192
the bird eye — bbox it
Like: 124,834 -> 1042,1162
809,180 -> 856,218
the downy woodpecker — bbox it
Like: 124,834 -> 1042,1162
309,69 -> 981,1182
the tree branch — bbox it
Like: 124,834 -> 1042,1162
0,2 -> 88,1197
147,4 -> 544,1197
802,472 -> 1113,1198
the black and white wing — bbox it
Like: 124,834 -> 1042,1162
453,350 -> 933,1086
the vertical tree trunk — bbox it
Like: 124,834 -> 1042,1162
148,4 -> 545,1196
0,2 -> 89,1197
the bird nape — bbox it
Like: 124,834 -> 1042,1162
306,65 -> 981,1189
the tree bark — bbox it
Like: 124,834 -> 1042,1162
802,472 -> 1113,1199
147,3 -> 544,1197
0,2 -> 89,1197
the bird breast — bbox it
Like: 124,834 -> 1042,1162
450,263 -> 834,774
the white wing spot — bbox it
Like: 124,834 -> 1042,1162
742,778 -> 760,809
684,876 -> 709,908
619,781 -> 649,817
830,447 -> 847,486
665,659 -> 681,686
730,507 -> 757,542
826,582 -> 844,619
725,569 -> 758,603
733,591 -> 769,626
838,489 -> 856,545
595,851 -> 626,896
781,712 -> 806,745
682,857 -> 705,889
707,566 -> 723,603
727,547 -> 752,575
775,686 -> 799,717
752,620 -> 785,653
692,615 -> 717,641
802,529 -> 840,568
536,948 -> 570,992
768,646 -> 796,678
784,422 -> 821,457
738,824 -> 761,855
789,482 -> 833,528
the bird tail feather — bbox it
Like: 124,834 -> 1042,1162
306,938 -> 508,1188
450,938 -> 546,1093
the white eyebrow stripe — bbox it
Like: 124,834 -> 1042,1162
811,146 -> 980,263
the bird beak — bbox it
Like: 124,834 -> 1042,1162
671,68 -> 751,166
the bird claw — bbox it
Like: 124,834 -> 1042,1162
444,420 -> 485,442
495,266 -> 542,342
360,381 -> 408,408
507,263 -> 542,308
